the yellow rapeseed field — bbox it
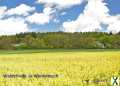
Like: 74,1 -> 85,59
0,50 -> 120,86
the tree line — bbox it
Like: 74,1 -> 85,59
0,32 -> 120,50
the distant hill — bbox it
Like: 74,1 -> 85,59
0,32 -> 120,50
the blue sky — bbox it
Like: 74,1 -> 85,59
105,0 -> 120,15
0,0 -> 120,35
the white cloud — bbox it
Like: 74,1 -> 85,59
53,19 -> 60,23
6,4 -> 35,16
43,7 -> 56,15
26,7 -> 55,25
26,13 -> 50,24
0,4 -> 56,35
106,15 -> 120,33
63,0 -> 120,33
0,6 -> 7,19
0,17 -> 29,35
0,4 -> 31,35
61,12 -> 66,16
37,0 -> 83,8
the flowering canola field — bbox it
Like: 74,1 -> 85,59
0,50 -> 120,86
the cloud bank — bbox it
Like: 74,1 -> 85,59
0,6 -> 7,19
0,0 -> 120,35
37,0 -> 83,8
26,7 -> 55,25
0,4 -> 54,35
63,0 -> 120,33
0,4 -> 34,35
0,17 -> 28,35
6,4 -> 35,16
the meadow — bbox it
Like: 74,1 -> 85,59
0,49 -> 120,86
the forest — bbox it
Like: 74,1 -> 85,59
0,32 -> 120,50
